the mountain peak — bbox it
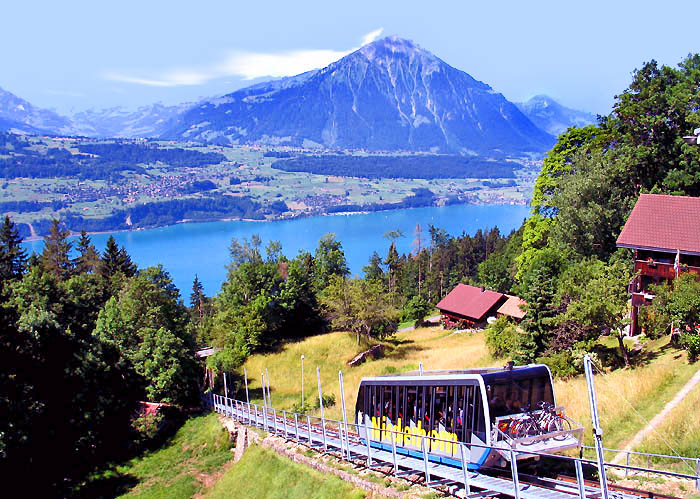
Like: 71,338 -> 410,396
164,37 -> 554,154
355,36 -> 436,63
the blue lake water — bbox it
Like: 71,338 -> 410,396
22,203 -> 530,296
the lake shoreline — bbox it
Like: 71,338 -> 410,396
22,199 -> 528,243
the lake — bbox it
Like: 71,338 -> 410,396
22,203 -> 530,296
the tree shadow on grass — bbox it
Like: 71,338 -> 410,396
73,471 -> 138,499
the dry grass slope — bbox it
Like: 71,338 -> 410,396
237,327 -> 699,462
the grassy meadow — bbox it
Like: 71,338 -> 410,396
203,445 -> 366,499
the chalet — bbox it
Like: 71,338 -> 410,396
436,283 -> 526,328
616,194 -> 700,335
496,295 -> 528,321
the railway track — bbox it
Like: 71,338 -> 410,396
214,395 -> 681,499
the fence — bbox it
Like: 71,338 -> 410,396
209,393 -> 700,498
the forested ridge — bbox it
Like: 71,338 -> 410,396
271,154 -> 517,179
2,53 -> 700,494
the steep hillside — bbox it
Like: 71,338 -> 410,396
516,94 -> 596,137
235,328 -> 698,452
0,86 -> 74,135
163,37 -> 555,155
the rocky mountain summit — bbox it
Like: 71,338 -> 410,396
163,37 -> 555,154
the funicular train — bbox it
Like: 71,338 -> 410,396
354,364 -> 583,470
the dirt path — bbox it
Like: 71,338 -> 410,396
611,368 -> 700,464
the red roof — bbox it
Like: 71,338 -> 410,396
496,295 -> 527,320
617,194 -> 700,256
436,284 -> 504,321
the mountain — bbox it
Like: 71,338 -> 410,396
516,95 -> 596,137
72,102 -> 191,138
163,37 -> 555,154
0,86 -> 74,135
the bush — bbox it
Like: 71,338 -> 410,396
400,295 -> 432,323
537,350 -> 580,379
130,412 -> 164,447
680,333 -> 700,362
484,316 -> 533,362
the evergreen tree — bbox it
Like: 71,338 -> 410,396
190,274 -> 204,319
99,235 -> 137,279
74,230 -> 100,274
0,215 -> 27,283
39,219 -> 72,280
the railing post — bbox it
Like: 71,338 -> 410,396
574,459 -> 586,499
421,436 -> 431,485
391,431 -> 398,474
696,458 -> 700,492
294,413 -> 300,443
339,371 -> 349,459
307,415 -> 313,445
273,408 -> 278,434
625,452 -> 630,479
282,410 -> 288,439
317,367 -> 327,452
262,403 -> 268,432
460,443 -> 471,498
338,421 -> 345,458
510,449 -> 521,499
365,426 -> 372,467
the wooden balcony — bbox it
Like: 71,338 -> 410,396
634,260 -> 700,279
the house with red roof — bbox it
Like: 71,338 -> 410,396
616,194 -> 700,335
436,283 -> 526,328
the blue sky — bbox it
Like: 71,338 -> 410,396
3,0 -> 699,115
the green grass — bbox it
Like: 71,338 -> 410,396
203,444 -> 366,499
81,413 -> 234,498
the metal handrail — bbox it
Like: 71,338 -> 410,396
211,393 -> 700,494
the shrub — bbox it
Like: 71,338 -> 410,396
400,295 -> 432,323
680,333 -> 700,362
537,350 -> 580,379
484,316 -> 533,362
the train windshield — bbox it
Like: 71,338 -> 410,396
484,371 -> 554,420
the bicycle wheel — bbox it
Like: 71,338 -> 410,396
548,417 -> 571,440
519,421 -> 539,445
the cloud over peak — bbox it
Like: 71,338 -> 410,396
104,28 -> 384,87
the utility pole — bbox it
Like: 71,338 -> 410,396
584,354 -> 610,499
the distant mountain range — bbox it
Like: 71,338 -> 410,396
515,95 -> 596,137
0,37 -> 596,154
71,103 -> 189,138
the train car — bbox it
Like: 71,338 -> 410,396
354,364 -> 583,470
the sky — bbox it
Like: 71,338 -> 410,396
3,0 -> 699,116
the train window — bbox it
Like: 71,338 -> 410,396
434,386 -> 447,429
486,375 -> 555,419
424,386 -> 434,431
473,388 -> 486,440
407,387 -> 418,423
383,386 -> 393,421
356,386 -> 364,416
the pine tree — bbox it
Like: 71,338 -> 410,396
74,230 -> 100,274
0,215 -> 28,282
40,219 -> 72,280
190,274 -> 204,319
100,236 -> 137,278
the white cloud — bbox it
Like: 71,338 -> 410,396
361,27 -> 384,46
103,28 -> 384,87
